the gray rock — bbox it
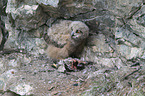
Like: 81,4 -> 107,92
57,65 -> 65,73
141,52 -> 145,59
36,0 -> 59,7
0,59 -> 5,74
9,83 -> 33,96
0,29 -> 2,45
113,0 -> 142,18
6,0 -> 47,31
0,69 -> 17,92
90,34 -> 113,53
4,16 -> 47,55
114,1 -> 145,60
4,23 -> 47,56
0,0 -> 7,16
128,6 -> 145,39
117,45 -> 143,59
3,0 -> 48,55
81,66 -> 141,96
58,0 -> 96,18
97,57 -> 124,68
81,34 -> 116,66
2,91 -> 19,96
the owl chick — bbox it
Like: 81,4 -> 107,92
44,20 -> 89,60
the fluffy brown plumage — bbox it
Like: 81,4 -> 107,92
45,20 -> 89,60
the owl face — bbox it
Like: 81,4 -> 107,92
70,21 -> 89,41
71,29 -> 83,39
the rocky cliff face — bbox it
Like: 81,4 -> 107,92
0,0 -> 145,95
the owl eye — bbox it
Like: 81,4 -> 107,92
76,30 -> 82,33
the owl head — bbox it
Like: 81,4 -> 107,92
69,21 -> 89,41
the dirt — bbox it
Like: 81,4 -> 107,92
4,53 -> 98,96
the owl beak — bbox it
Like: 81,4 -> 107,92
71,31 -> 75,37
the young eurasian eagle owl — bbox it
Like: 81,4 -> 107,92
44,20 -> 89,60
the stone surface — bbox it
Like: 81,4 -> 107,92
114,0 -> 145,60
9,83 -> 33,96
117,45 -> 144,59
36,0 -> 59,7
3,17 -> 47,56
1,0 -> 145,95
0,29 -> 2,46
6,0 -> 48,31
81,34 -> 117,65
0,0 -> 7,16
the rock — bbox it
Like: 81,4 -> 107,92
28,25 -> 48,38
0,16 -> 8,50
57,64 -> 66,73
136,6 -> 145,27
9,83 -> 33,96
0,28 -> 2,46
90,34 -> 113,53
36,0 -> 59,7
36,0 -> 59,18
6,0 -> 48,31
0,58 -> 5,74
8,59 -> 18,67
2,91 -> 20,96
0,52 -> 32,78
0,69 -> 17,92
58,0 -> 95,18
82,66 -> 141,96
114,1 -> 145,60
97,57 -> 124,68
0,78 -> 5,92
115,25 -> 145,60
87,69 -> 106,79
141,52 -> 145,59
4,26 -> 47,56
117,45 -> 143,59
113,0 -> 142,18
0,0 -> 7,16
128,6 -> 145,45
81,34 -> 116,64
115,26 -> 143,48
3,0 -> 48,55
